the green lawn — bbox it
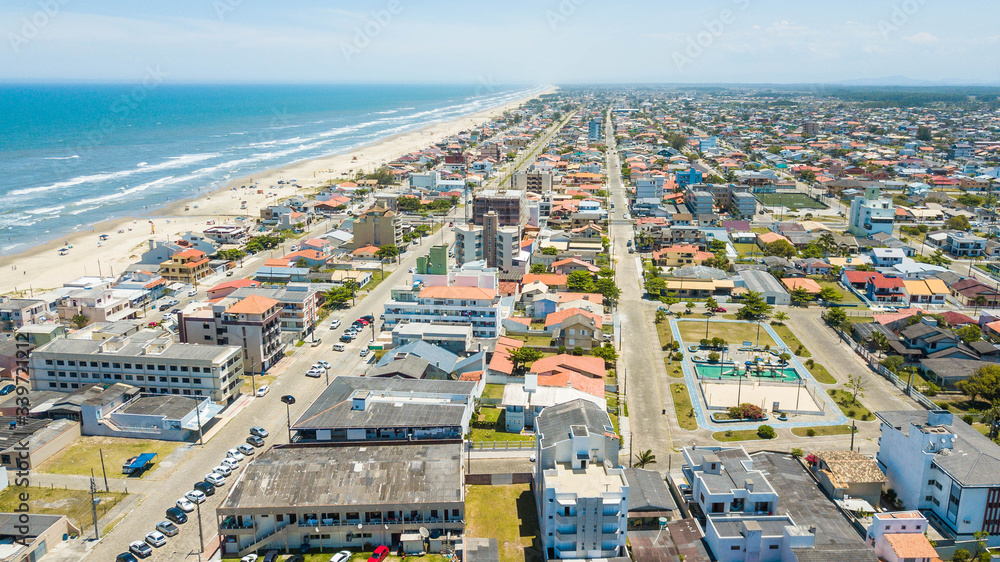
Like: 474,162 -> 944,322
665,358 -> 685,378
713,429 -> 769,442
0,487 -> 126,533
671,383 -> 697,430
734,243 -> 760,257
677,320 -> 776,348
362,270 -> 386,291
815,280 -> 863,304
791,425 -> 857,437
827,389 -> 874,421
36,436 -> 187,479
654,320 -> 674,349
482,384 -> 506,401
506,335 -> 555,347
804,361 -> 836,384
466,484 -> 542,562
757,193 -> 828,209
769,323 -> 811,357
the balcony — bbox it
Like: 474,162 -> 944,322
554,530 -> 577,543
554,513 -> 577,525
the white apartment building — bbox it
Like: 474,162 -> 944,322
454,224 -> 484,266
682,446 -> 779,518
383,284 -> 502,338
28,330 -> 244,403
704,515 -> 815,562
848,186 -> 895,237
876,410 -> 1000,544
179,294 -> 286,376
535,400 -> 627,560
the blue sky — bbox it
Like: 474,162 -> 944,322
3,0 -> 998,84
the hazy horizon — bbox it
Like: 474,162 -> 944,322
3,0 -> 999,85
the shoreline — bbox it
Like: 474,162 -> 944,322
0,86 -> 556,296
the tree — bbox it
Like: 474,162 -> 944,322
655,309 -> 667,324
594,277 -> 621,303
375,244 -> 400,264
530,263 -> 547,274
778,352 -> 791,364
916,125 -> 932,142
974,295 -> 988,315
772,311 -> 788,325
541,246 -> 558,255
870,332 -> 890,356
71,314 -> 90,329
705,297 -> 719,311
880,354 -> 904,374
728,403 -> 765,420
567,271 -> 597,293
790,287 -> 812,305
952,548 -> 970,562
592,344 -> 619,367
644,276 -> 666,298
216,248 -> 246,262
956,324 -> 983,345
983,401 -> 1000,440
764,239 -> 797,258
508,347 -> 543,374
945,215 -> 972,231
847,373 -> 866,404
958,364 -> 1000,404
757,425 -> 777,439
659,292 -> 679,313
818,286 -> 841,303
685,301 -> 696,314
597,267 -> 614,278
634,449 -> 657,468
817,233 -> 836,254
974,531 -> 991,558
736,290 -> 773,321
824,307 -> 847,329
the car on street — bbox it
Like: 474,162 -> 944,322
205,472 -> 226,487
247,435 -> 265,447
156,520 -> 179,537
145,530 -> 167,547
330,319 -> 341,329
305,369 -> 322,378
165,507 -> 188,524
116,553 -> 138,562
175,498 -> 195,512
710,307 -> 727,313
340,334 -> 353,343
237,444 -> 255,456
255,385 -> 269,397
187,289 -> 197,297
226,448 -> 245,462
361,314 -> 374,322
359,348 -> 369,358
319,360 -> 330,369
333,343 -> 346,351
331,551 -> 353,562
221,457 -> 239,470
185,490 -> 207,504
250,426 -> 269,438
212,464 -> 232,477
368,545 -> 390,562
193,481 -> 215,496
129,540 -> 153,558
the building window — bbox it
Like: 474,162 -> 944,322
769,545 -> 779,550
731,546 -> 741,551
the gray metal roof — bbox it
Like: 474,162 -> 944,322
710,515 -> 794,538
219,442 -> 463,510
690,448 -> 773,496
34,330 -> 238,362
536,399 -> 614,450
623,469 -> 677,513
877,410 -> 1000,487
0,513 -> 67,537
739,269 -> 789,295
292,377 -> 475,431
120,395 -> 199,420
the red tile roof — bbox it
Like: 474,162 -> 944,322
531,354 -> 605,379
544,308 -> 602,329
226,294 -> 279,315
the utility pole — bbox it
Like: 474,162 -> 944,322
195,499 -> 205,558
99,448 -> 109,492
194,396 -> 204,446
89,471 -> 100,541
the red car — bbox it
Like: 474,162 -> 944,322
711,307 -> 727,313
367,545 -> 389,562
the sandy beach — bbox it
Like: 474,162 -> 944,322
0,87 -> 555,296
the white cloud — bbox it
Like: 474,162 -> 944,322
903,32 -> 939,44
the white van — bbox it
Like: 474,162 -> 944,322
330,319 -> 341,329
333,343 -> 346,352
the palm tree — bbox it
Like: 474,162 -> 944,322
974,295 -> 988,316
870,332 -> 890,357
983,401 -> 1000,440
818,233 -> 836,255
634,449 -> 657,469
772,311 -> 788,325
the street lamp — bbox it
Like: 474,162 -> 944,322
281,394 -> 296,442
195,498 -> 205,559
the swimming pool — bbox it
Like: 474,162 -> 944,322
693,363 -> 801,382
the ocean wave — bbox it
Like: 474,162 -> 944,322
43,155 -> 79,160
69,206 -> 99,215
74,174 -> 198,206
26,205 -> 66,215
10,152 -> 221,196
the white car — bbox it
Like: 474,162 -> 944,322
226,449 -> 244,462
205,472 -> 226,487
359,348 -> 369,358
330,319 -> 341,329
221,458 -> 239,470
185,490 -> 207,504
212,465 -> 232,477
319,360 -> 331,369
145,530 -> 167,547
255,385 -> 269,397
187,289 -> 197,297
237,444 -> 255,456
175,498 -> 195,512
331,551 -> 353,562
240,555 -> 259,562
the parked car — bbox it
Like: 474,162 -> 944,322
330,319 -> 341,329
205,472 -> 226,487
247,435 -> 265,447
212,464 -> 232,477
237,444 -> 255,456
359,348 -> 369,358
226,449 -> 245,462
175,498 -> 195,512
240,555 -> 259,562
340,334 -> 353,343
145,531 -> 167,547
250,426 -> 269,438
311,339 -> 322,347
305,369 -> 322,378
319,360 -> 331,369
155,520 -> 179,537
368,545 -> 390,562
361,315 -> 374,323
129,540 -> 153,558
710,307 -> 727,313
287,555 -> 305,562
263,551 -> 280,562
0,384 -> 15,395
331,551 -> 353,562
116,553 -> 138,562
221,458 -> 239,470
165,507 -> 188,524
333,343 -> 346,352
187,289 -> 197,297
255,385 -> 270,397
193,481 -> 215,496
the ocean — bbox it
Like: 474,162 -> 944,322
0,83 -> 540,256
